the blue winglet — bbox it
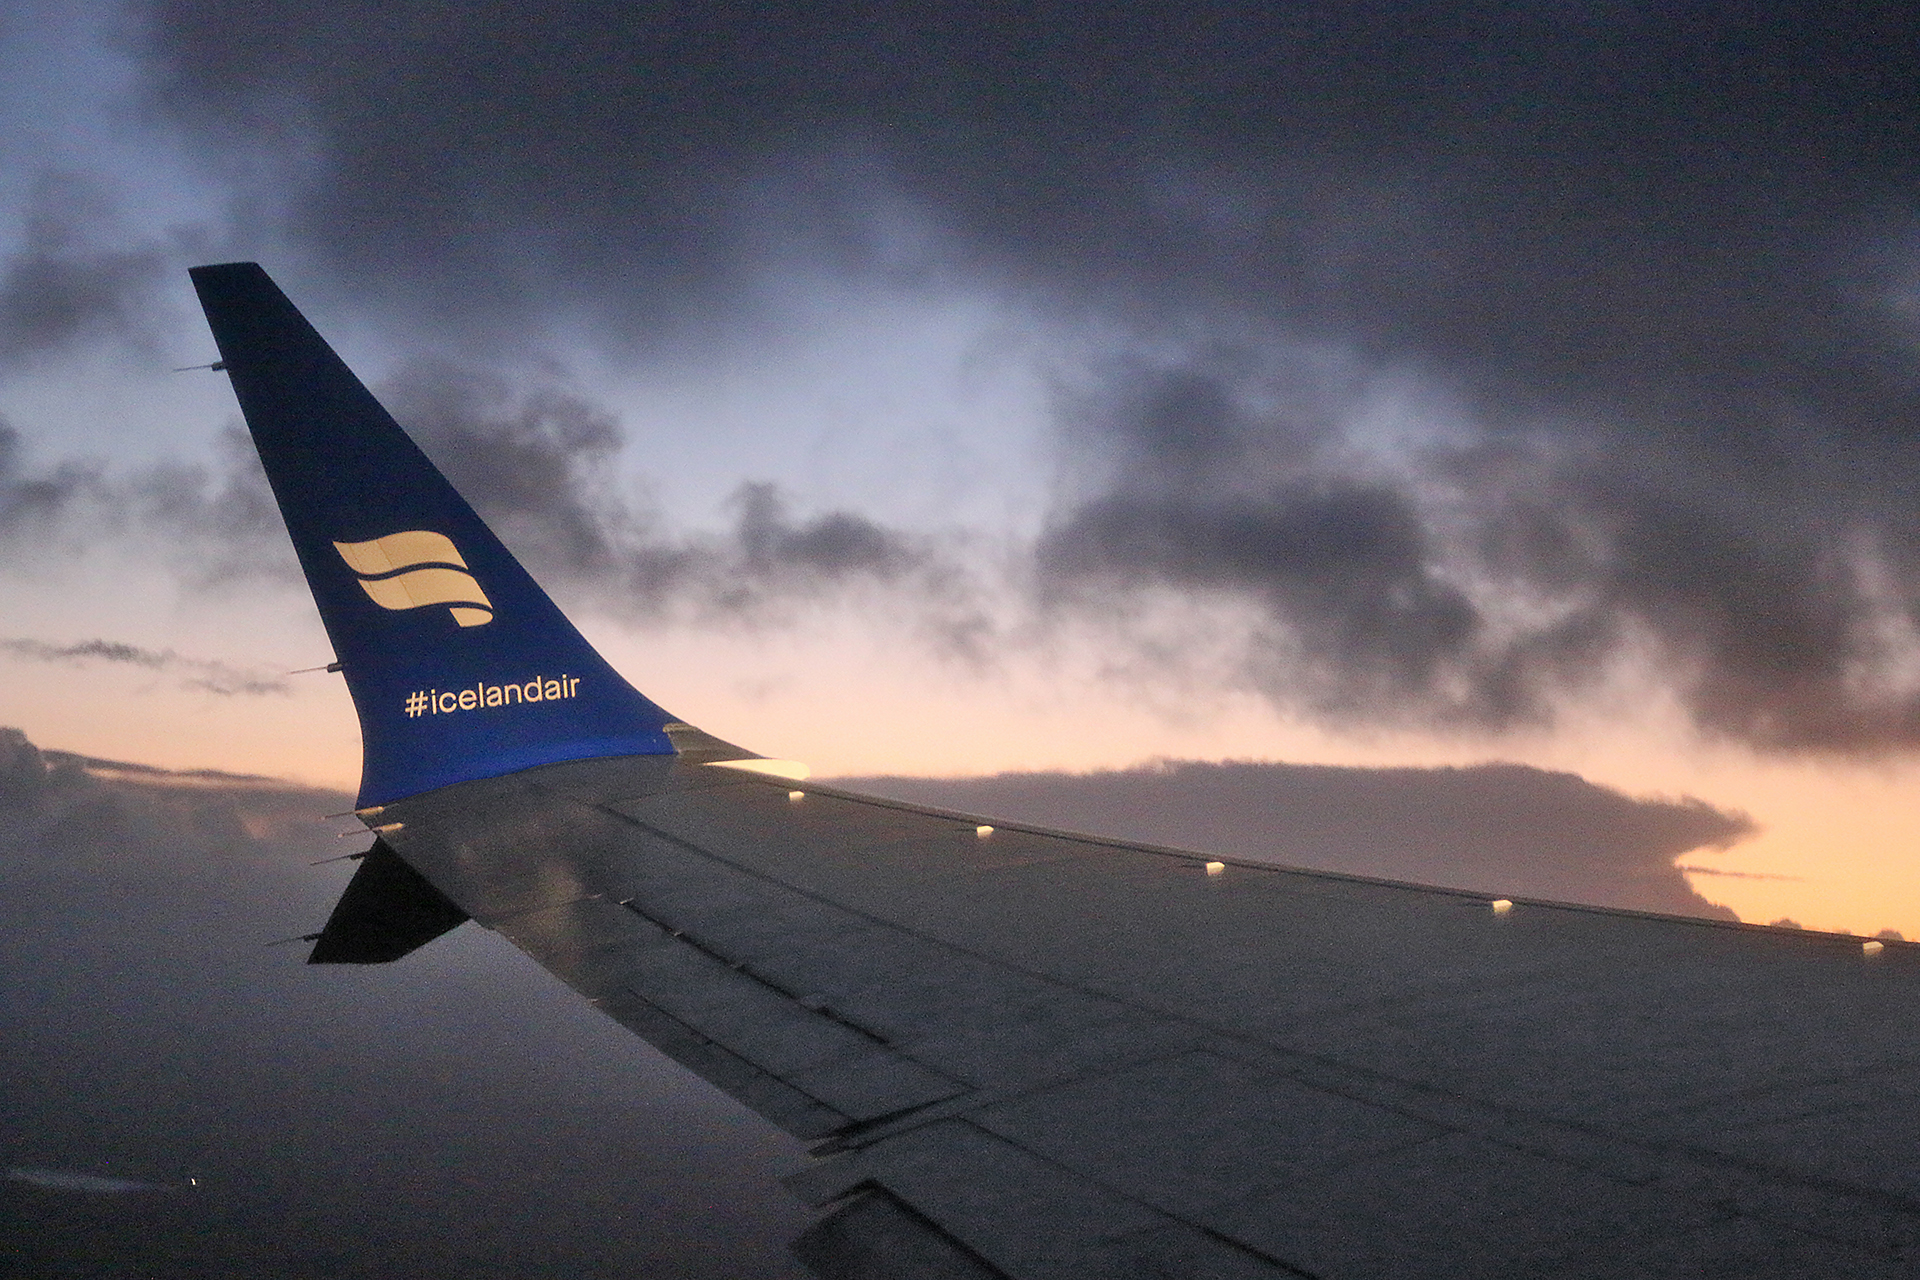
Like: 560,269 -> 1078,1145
189,262 -> 676,807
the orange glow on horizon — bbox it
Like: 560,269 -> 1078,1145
9,595 -> 1920,944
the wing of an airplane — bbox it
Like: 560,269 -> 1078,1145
189,262 -> 1920,1279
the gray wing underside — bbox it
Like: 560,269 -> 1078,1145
377,755 -> 1920,1279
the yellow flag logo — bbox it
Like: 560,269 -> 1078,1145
333,531 -> 494,627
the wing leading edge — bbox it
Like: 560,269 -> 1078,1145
192,264 -> 1920,1279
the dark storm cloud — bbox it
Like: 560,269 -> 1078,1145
0,171 -> 167,367
131,3 -> 1915,339
130,2 -> 1920,750
0,637 -> 288,695
1031,354 -> 1920,745
1041,479 -> 1486,720
840,759 -> 1755,921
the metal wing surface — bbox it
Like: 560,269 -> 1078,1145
379,755 -> 1920,1280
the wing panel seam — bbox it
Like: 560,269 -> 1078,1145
617,896 -> 898,1048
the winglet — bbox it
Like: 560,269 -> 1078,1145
189,262 -> 676,806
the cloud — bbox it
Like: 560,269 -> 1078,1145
0,420 -> 96,535
838,759 -> 1754,920
128,5 -> 1916,347
380,361 -> 969,624
122,3 -> 1920,751
0,637 -> 289,696
124,423 -> 295,587
1676,865 -> 1803,882
0,171 -> 168,368
4,353 -> 977,635
0,725 -> 810,1276
1040,478 -> 1486,722
380,361 -> 638,578
1032,346 -> 1920,749
0,414 -> 299,588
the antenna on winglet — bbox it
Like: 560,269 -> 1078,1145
265,932 -> 323,947
171,361 -> 227,372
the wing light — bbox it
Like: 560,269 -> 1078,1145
1490,898 -> 1514,915
704,758 -> 811,781
1205,861 -> 1226,876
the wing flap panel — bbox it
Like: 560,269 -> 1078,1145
804,1120 -> 1301,1280
792,1188 -> 1010,1280
494,896 -> 966,1123
1207,1129 -> 1725,1278
589,987 -> 853,1139
971,1050 -> 1446,1222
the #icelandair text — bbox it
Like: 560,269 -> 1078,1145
405,675 -> 581,717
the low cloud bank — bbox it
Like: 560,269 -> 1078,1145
837,759 -> 1753,919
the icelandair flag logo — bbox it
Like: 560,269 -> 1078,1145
333,531 -> 494,627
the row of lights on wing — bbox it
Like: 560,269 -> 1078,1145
776,794 -> 1892,955
1487,896 -> 1890,955
786,789 -> 1000,840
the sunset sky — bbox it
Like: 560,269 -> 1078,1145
4,2 -> 1919,936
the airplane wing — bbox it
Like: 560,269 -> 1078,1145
189,263 -> 1920,1279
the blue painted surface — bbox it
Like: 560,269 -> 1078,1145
189,263 -> 676,807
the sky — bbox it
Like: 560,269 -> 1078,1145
2,1 -> 1920,937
